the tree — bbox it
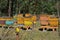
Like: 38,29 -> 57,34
0,0 -> 8,16
0,0 -> 59,16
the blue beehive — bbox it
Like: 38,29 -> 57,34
5,20 -> 14,25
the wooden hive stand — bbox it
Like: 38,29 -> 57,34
39,26 -> 58,31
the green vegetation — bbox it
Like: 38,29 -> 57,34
0,0 -> 60,16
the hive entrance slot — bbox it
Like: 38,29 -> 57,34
45,28 -> 47,30
4,26 -> 8,29
21,27 -> 27,30
54,28 -> 57,31
39,28 -> 43,31
41,25 -> 47,26
47,29 -> 53,31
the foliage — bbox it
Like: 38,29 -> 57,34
0,0 -> 59,16
0,0 -> 8,16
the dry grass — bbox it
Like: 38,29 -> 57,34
0,28 -> 59,40
0,21 -> 59,40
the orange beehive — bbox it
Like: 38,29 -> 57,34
49,17 -> 58,20
40,26 -> 50,28
25,13 -> 31,17
0,17 -> 12,20
49,17 -> 58,27
5,17 -> 12,20
17,17 -> 24,24
17,17 -> 23,21
40,21 -> 49,25
17,20 -> 24,24
0,17 -> 5,20
24,17 -> 31,21
17,14 -> 23,17
49,21 -> 58,26
32,15 -> 37,21
40,15 -> 49,21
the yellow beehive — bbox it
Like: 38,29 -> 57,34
24,21 -> 33,27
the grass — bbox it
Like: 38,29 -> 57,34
0,28 -> 59,40
19,30 -> 59,40
0,21 -> 59,40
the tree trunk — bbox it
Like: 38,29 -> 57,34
8,0 -> 11,17
57,2 -> 59,17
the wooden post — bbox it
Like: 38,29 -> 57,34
53,29 -> 55,31
16,34 -> 19,40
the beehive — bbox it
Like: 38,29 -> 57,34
0,17 -> 5,20
17,20 -> 24,24
40,21 -> 49,25
49,17 -> 58,27
0,20 -> 5,26
25,13 -> 31,17
24,21 -> 33,26
17,17 -> 23,21
5,17 -> 13,20
24,17 -> 31,21
17,14 -> 23,17
5,20 -> 14,25
40,14 -> 49,21
16,16 -> 24,24
0,17 -> 12,20
17,18 -> 24,24
24,21 -> 33,28
40,26 -> 50,28
32,15 -> 37,21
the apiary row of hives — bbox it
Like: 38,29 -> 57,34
39,14 -> 58,31
0,13 -> 58,30
0,14 -> 37,29
40,14 -> 58,27
14,14 -> 37,28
